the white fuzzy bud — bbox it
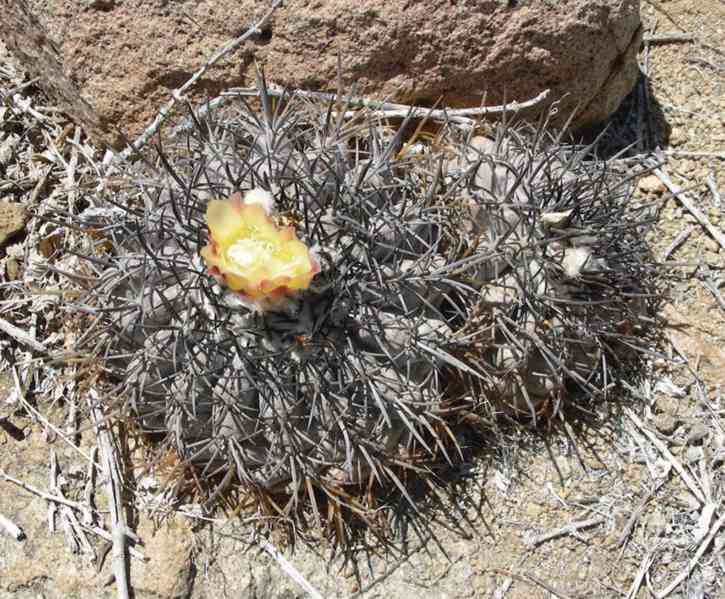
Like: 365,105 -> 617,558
243,188 -> 276,214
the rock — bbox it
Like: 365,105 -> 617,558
540,210 -> 574,228
685,423 -> 709,445
669,127 -> 688,147
5,0 -> 641,148
0,425 -> 116,599
524,502 -> 543,518
134,518 -> 195,599
645,509 -> 668,535
653,413 -> 678,436
0,202 -> 28,248
703,236 -> 721,253
686,446 -> 704,464
637,174 -> 666,195
0,1 -> 123,149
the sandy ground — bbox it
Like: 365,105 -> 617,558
1,1 -> 724,598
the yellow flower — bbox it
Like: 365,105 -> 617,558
200,191 -> 318,301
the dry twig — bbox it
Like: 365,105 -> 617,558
0,316 -> 47,353
659,224 -> 695,261
706,173 -> 722,207
701,277 -> 725,312
649,513 -> 725,598
221,86 -> 552,127
257,537 -> 325,599
89,391 -> 133,599
490,569 -> 575,599
625,409 -> 706,505
665,150 -> 725,159
643,32 -> 695,44
526,516 -> 606,547
653,167 -> 725,253
0,468 -> 97,513
625,552 -> 654,599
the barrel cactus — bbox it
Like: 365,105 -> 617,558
74,84 -> 657,531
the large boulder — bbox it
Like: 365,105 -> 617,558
6,0 -> 641,149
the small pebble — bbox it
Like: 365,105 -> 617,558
669,127 -> 688,147
637,175 -> 666,195
703,236 -> 721,253
686,446 -> 704,464
653,414 -> 678,435
646,509 -> 668,534
686,423 -> 709,444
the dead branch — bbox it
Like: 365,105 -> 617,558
706,173 -> 722,207
650,513 -> 725,598
653,167 -> 725,253
0,316 -> 47,353
257,537 -> 325,599
89,391 -> 133,599
526,516 -> 606,547
0,468 -> 98,513
665,150 -> 725,159
659,224 -> 695,261
625,408 -> 706,505
222,86 -> 552,127
643,32 -> 695,44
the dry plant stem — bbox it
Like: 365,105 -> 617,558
0,511 -> 25,541
527,516 -> 605,547
701,278 -> 725,311
62,502 -> 96,559
89,393 -> 132,599
659,224 -> 695,261
225,86 -> 552,126
617,488 -> 657,548
706,173 -> 722,207
625,409 -> 706,505
0,469 -> 98,513
83,446 -> 98,526
625,552 -> 654,599
13,367 -> 95,463
653,167 -> 725,253
48,450 -> 59,534
257,538 -> 325,599
493,554 -> 531,599
0,316 -> 47,353
111,0 -> 283,165
82,525 -> 147,562
9,93 -> 50,123
650,513 -> 725,598
643,32 -> 695,43
665,150 -> 725,159
642,0 -> 686,30
491,570 -> 574,599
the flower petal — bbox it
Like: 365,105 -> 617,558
201,190 -> 318,302
207,199 -> 245,245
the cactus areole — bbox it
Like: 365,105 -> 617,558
200,189 -> 318,303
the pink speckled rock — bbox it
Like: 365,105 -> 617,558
6,0 -> 641,147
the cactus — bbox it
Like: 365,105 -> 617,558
74,83 -> 658,532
